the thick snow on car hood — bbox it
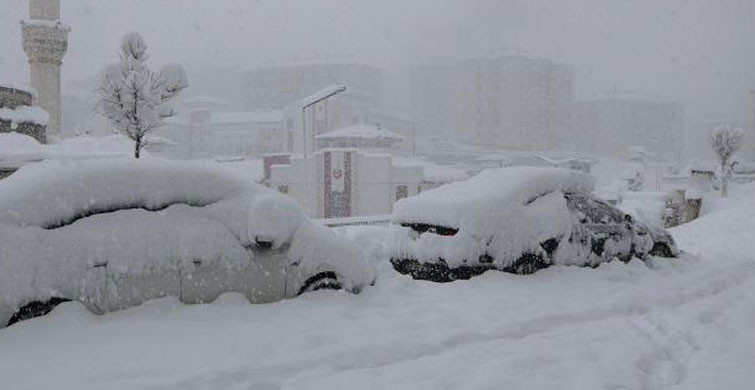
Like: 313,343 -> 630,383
0,159 -> 374,313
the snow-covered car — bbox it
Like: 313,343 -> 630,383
389,167 -> 679,282
0,159 -> 374,327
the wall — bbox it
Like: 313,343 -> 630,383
266,149 -> 422,218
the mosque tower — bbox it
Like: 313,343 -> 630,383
21,0 -> 69,143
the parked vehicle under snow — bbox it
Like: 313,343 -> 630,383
389,167 -> 679,282
0,159 -> 375,327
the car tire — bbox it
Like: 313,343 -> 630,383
7,297 -> 71,327
298,271 -> 342,295
649,242 -> 674,258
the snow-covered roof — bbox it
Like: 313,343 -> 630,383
0,106 -> 49,126
392,167 -> 595,229
689,160 -> 718,173
0,80 -> 36,96
316,125 -> 404,142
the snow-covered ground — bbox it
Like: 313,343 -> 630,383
1,183 -> 754,389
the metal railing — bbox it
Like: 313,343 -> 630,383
314,214 -> 392,228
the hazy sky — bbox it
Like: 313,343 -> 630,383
1,0 -> 754,127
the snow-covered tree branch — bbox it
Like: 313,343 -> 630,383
98,32 -> 188,158
710,123 -> 744,197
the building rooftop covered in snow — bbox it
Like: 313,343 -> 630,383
0,83 -> 48,144
159,108 -> 286,159
315,124 -> 405,150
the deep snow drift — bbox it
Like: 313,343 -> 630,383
0,181 -> 754,389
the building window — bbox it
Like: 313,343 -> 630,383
396,185 -> 408,201
278,184 -> 289,194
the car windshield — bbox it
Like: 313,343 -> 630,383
401,222 -> 459,236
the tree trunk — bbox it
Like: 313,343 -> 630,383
134,137 -> 141,159
721,160 -> 728,198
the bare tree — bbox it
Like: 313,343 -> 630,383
710,123 -> 744,197
98,32 -> 188,158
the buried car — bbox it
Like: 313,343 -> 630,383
389,167 -> 679,282
0,159 -> 374,327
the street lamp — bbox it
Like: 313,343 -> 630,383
301,85 -> 347,216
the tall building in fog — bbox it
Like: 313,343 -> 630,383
410,56 -> 574,151
409,64 -> 458,139
574,98 -> 684,158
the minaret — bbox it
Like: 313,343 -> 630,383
21,0 -> 69,143
751,90 -> 755,160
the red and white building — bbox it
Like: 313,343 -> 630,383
264,149 -> 423,218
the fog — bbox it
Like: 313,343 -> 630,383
1,0 -> 754,157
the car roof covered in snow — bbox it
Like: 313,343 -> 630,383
392,167 -> 595,229
0,158 -> 259,229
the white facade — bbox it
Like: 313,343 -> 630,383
159,110 -> 286,159
264,149 -> 423,218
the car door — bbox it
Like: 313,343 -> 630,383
83,261 -> 182,313
180,249 -> 288,304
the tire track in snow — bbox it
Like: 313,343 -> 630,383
169,259 -> 755,390
629,266 -> 755,390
